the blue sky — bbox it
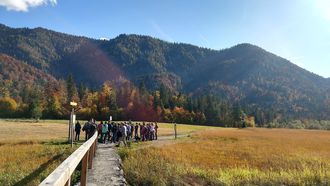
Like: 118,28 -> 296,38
0,0 -> 329,77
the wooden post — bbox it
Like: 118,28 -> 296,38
174,123 -> 177,139
80,150 -> 89,186
70,108 -> 74,148
93,140 -> 97,157
68,120 -> 71,143
65,178 -> 71,186
88,144 -> 93,169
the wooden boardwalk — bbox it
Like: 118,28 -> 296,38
86,143 -> 127,186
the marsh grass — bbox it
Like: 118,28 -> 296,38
0,119 -> 77,185
119,127 -> 330,185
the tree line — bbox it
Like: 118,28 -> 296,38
0,75 -> 260,127
2,74 -> 329,130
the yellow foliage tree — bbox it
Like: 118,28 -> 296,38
0,97 -> 17,117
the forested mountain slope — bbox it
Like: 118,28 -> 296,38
0,24 -> 329,121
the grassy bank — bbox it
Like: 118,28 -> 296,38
0,120 -> 77,185
119,126 -> 330,185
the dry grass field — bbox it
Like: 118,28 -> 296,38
0,119 -> 76,186
120,124 -> 330,185
156,122 -> 214,136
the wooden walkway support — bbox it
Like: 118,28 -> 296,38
40,131 -> 98,186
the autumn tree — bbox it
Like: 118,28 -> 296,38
0,97 -> 17,117
43,82 -> 63,118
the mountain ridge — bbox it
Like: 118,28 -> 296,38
0,24 -> 329,120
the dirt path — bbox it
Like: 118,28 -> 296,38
86,143 -> 126,186
86,134 -> 189,185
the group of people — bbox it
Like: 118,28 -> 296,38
74,119 -> 159,147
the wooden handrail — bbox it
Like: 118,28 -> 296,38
40,131 -> 98,186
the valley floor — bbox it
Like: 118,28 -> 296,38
119,124 -> 330,185
0,120 -> 77,186
1,120 -> 330,185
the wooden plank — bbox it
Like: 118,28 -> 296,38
40,131 -> 98,186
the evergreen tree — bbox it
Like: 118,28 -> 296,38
44,95 -> 61,118
138,81 -> 148,96
159,84 -> 170,108
66,74 -> 78,102
232,103 -> 243,127
204,95 -> 220,125
78,83 -> 88,101
152,91 -> 161,110
28,87 -> 43,120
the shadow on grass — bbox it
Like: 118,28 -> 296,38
13,153 -> 64,186
41,140 -> 84,146
41,140 -> 68,145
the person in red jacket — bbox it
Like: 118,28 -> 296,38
97,121 -> 103,138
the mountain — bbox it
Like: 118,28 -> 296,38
0,24 -> 329,120
0,54 -> 58,98
188,44 -> 330,119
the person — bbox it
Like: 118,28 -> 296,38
89,119 -> 97,139
82,121 -> 91,141
102,121 -> 108,143
74,121 -> 81,141
146,123 -> 151,140
126,122 -> 131,141
130,124 -> 134,139
118,123 -> 127,147
134,123 -> 139,140
140,122 -> 144,140
107,121 -> 113,142
155,122 -> 159,140
141,123 -> 146,141
150,123 -> 155,140
111,123 -> 118,143
97,121 -> 103,138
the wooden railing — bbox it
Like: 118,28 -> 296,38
40,131 -> 98,186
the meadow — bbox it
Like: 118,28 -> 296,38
0,119 -> 77,186
119,123 -> 330,185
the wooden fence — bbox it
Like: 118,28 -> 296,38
40,131 -> 98,186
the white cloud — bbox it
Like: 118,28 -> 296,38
0,0 -> 57,12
